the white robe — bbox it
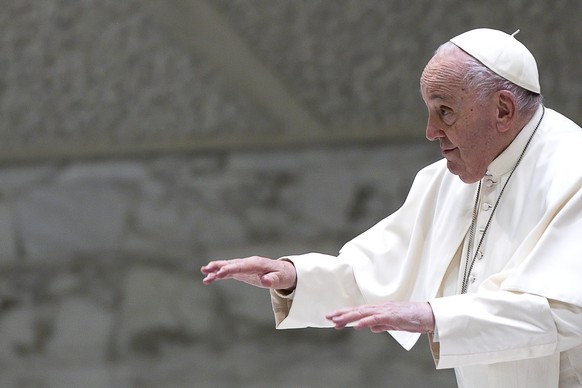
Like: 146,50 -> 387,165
271,106 -> 582,387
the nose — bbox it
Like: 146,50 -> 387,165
425,118 -> 445,142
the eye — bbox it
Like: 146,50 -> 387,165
438,106 -> 455,125
439,107 -> 450,116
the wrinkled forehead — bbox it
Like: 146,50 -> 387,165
420,50 -> 470,103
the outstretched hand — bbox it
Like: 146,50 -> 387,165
326,301 -> 435,334
201,256 -> 297,291
202,257 -> 434,334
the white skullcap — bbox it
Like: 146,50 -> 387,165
450,28 -> 541,94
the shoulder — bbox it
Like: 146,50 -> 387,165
536,108 -> 582,150
530,108 -> 582,166
529,108 -> 582,194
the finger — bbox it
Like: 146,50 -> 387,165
201,260 -> 244,284
327,308 -> 371,327
202,273 -> 217,285
325,308 -> 351,319
327,311 -> 358,325
200,260 -> 229,274
260,273 -> 277,288
216,259 -> 266,277
202,261 -> 252,284
203,259 -> 251,277
352,315 -> 385,330
325,306 -> 366,320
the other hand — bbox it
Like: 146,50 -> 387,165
326,301 -> 435,334
201,256 -> 297,291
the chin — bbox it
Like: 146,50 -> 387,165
458,175 -> 481,184
447,163 -> 481,184
457,170 -> 485,184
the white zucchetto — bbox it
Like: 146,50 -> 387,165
450,28 -> 541,94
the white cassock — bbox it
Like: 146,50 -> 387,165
271,106 -> 582,388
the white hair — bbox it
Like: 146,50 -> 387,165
434,42 -> 542,114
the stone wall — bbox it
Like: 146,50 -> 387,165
0,1 -> 580,387
0,145 -> 453,387
1,0 -> 581,160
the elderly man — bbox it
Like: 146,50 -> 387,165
201,28 -> 582,387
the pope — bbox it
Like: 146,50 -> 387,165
201,28 -> 582,388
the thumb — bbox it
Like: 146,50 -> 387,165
260,272 -> 278,288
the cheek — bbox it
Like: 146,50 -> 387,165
455,117 -> 490,147
444,124 -> 466,146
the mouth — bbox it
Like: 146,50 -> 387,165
441,146 -> 457,157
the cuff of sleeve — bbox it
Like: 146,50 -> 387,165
270,289 -> 294,326
428,293 -> 557,369
272,288 -> 295,299
427,332 -> 441,368
273,257 -> 296,299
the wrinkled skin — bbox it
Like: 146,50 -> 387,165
420,47 -> 525,183
326,301 -> 435,333
201,256 -> 297,290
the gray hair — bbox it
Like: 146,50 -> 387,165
435,42 -> 542,114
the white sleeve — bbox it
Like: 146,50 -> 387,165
428,290 -> 582,369
272,252 -> 367,329
429,291 -> 555,368
550,299 -> 582,353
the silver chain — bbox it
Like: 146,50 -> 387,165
461,106 -> 546,294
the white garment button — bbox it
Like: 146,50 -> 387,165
478,227 -> 485,234
476,251 -> 484,260
470,275 -> 476,284
484,179 -> 496,188
482,203 -> 492,211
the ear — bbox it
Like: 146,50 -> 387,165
495,90 -> 517,133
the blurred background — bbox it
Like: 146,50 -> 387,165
0,1 -> 580,387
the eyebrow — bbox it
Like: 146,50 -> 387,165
428,93 -> 451,102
